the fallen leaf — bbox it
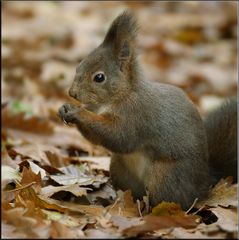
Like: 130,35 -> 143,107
196,177 -> 238,208
123,214 -> 199,237
1,223 -> 28,239
20,166 -> 42,192
107,190 -> 141,218
164,226 -> 216,239
14,183 -> 84,214
50,221 -> 85,238
85,228 -> 120,238
152,201 -> 185,216
50,164 -> 108,187
12,143 -> 66,165
111,215 -> 143,232
43,210 -> 86,228
41,184 -> 91,198
2,108 -> 54,134
87,183 -> 116,205
211,207 -> 238,233
1,165 -> 22,182
1,147 -> 19,168
79,156 -> 111,171
28,160 -> 47,178
2,207 -> 48,238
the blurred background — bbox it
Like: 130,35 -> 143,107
2,1 -> 237,128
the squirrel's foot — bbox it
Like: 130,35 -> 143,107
58,103 -> 81,124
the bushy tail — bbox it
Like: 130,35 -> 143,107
204,97 -> 237,184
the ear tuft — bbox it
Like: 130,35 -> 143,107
103,11 -> 139,46
102,11 -> 139,63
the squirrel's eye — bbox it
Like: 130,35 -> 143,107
93,73 -> 105,83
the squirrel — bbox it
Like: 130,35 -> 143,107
58,11 -> 237,209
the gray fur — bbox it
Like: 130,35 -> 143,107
59,11 -> 237,210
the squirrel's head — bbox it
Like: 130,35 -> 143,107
69,11 -> 139,108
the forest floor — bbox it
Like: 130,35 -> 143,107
2,1 -> 237,238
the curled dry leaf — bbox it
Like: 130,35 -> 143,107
196,177 -> 238,208
163,226 -> 222,239
111,215 -> 143,232
1,165 -> 22,183
211,207 -> 238,233
122,201 -> 200,237
123,214 -> 199,237
1,223 -> 28,239
107,190 -> 141,218
79,156 -> 111,171
42,209 -> 88,228
39,197 -> 105,217
20,166 -> 42,192
50,164 -> 108,188
50,221 -> 85,238
12,143 -> 66,165
28,160 -> 47,178
85,228 -> 120,239
2,207 -> 49,238
14,182 -> 84,214
41,184 -> 91,198
1,147 -> 19,168
152,201 -> 186,216
86,183 -> 116,205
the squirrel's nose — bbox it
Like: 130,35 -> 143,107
69,88 -> 77,98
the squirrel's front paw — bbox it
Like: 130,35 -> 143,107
58,103 -> 80,124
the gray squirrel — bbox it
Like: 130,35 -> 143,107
58,11 -> 237,209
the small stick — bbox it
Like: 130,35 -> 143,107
185,198 -> 198,215
104,197 -> 120,216
5,182 -> 36,192
193,205 -> 205,216
137,199 -> 143,218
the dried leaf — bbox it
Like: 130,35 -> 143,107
107,190 -> 141,218
50,164 -> 108,187
2,108 -> 54,134
111,215 -> 143,232
12,143 -> 66,165
2,207 -> 48,238
152,201 -> 185,216
79,156 -> 111,171
50,221 -> 85,238
1,165 -> 22,182
123,214 -> 199,237
196,178 -> 238,208
211,207 -> 237,233
41,184 -> 91,198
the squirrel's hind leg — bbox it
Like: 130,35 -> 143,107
110,154 -> 146,199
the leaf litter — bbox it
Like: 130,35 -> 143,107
1,1 -> 237,238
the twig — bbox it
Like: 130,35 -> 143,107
185,198 -> 198,215
104,197 -> 120,216
5,182 -> 36,192
192,205 -> 205,215
137,199 -> 143,218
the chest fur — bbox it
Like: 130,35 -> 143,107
123,151 -> 149,180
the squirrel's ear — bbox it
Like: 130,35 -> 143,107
102,11 -> 138,64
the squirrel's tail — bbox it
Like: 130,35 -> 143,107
204,97 -> 237,184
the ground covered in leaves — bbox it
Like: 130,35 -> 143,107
2,1 -> 238,239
